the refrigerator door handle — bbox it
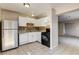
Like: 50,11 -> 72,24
2,21 -> 3,30
2,20 -> 4,37
2,30 -> 4,38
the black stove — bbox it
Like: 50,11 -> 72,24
41,30 -> 50,47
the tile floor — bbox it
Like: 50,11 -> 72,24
0,42 -> 79,55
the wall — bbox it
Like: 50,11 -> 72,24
58,22 -> 65,35
48,8 -> 58,49
65,21 -> 79,37
59,21 -> 79,47
2,9 -> 18,20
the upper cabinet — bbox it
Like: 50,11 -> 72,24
19,16 -> 50,27
19,16 -> 28,26
35,17 -> 50,28
19,16 -> 34,26
38,17 -> 49,26
34,17 -> 50,27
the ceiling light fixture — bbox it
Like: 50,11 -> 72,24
23,3 -> 30,8
32,14 -> 34,16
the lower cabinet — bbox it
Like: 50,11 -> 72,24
36,32 -> 41,43
28,32 -> 36,42
19,32 -> 41,45
19,33 -> 29,45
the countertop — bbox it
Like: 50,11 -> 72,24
18,26 -> 49,34
19,30 -> 46,34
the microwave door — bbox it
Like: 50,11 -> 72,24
2,20 -> 18,30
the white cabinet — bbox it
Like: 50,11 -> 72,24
34,17 -> 49,26
19,16 -> 49,27
19,17 -> 28,26
19,32 -> 41,45
19,33 -> 29,45
28,32 -> 41,43
19,16 -> 31,26
39,17 -> 49,26
36,32 -> 41,43
28,32 -> 40,42
19,16 -> 36,26
34,20 -> 40,26
28,32 -> 36,42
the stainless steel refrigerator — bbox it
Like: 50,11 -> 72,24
1,19 -> 18,51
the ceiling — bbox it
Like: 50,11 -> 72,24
0,3 -> 79,18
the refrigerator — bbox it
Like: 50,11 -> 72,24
0,19 -> 18,51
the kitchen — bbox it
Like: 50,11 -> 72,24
0,9 -> 51,51
1,3 -> 79,55
0,3 -> 58,54
19,16 -> 50,47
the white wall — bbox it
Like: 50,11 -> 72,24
48,8 -> 58,49
65,21 -> 79,37
58,22 -> 65,35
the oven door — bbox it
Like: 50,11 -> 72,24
41,32 -> 50,47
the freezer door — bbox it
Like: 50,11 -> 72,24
2,20 -> 18,29
2,30 -> 18,51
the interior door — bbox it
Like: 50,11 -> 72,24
2,30 -> 18,51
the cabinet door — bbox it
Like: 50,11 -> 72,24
32,33 -> 37,42
19,17 -> 29,26
30,18 -> 36,24
36,32 -> 41,43
36,20 -> 41,26
19,33 -> 28,45
28,33 -> 33,42
28,32 -> 37,42
36,17 -> 49,26
19,19 -> 26,26
28,32 -> 41,43
34,20 -> 39,26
